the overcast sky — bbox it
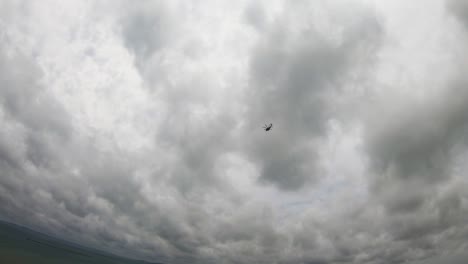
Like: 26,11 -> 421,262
1,0 -> 468,263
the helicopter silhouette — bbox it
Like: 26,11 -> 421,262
263,123 -> 273,131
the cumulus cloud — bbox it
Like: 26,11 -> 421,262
1,0 -> 468,264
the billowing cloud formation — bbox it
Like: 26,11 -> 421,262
245,1 -> 381,190
1,0 -> 468,264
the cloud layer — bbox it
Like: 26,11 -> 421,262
1,0 -> 468,263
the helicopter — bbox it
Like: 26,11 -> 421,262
263,123 -> 273,131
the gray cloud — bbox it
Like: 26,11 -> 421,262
356,1 -> 468,263
410,252 -> 468,264
365,83 -> 468,214
244,2 -> 267,31
0,33 -> 170,259
119,1 -> 174,63
1,1 -> 468,264
367,85 -> 468,179
245,1 -> 382,190
448,0 -> 468,28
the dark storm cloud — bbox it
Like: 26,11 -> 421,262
363,0 -> 468,218
448,0 -> 468,28
245,2 -> 382,191
356,3 -> 468,262
411,252 -> 468,264
123,11 -> 166,59
365,81 -> 468,213
120,1 -> 173,62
